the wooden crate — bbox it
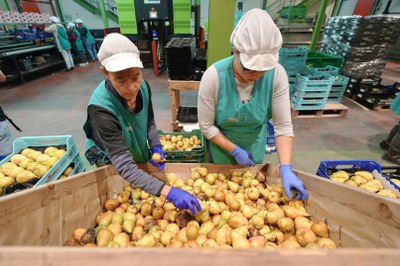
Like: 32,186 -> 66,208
0,164 -> 400,265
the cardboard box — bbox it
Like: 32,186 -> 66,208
0,164 -> 399,265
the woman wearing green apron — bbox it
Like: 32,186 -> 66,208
75,19 -> 98,61
381,91 -> 400,164
83,33 -> 201,215
198,9 -> 307,200
67,23 -> 88,66
45,17 -> 74,71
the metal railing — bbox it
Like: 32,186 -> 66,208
266,0 -> 314,17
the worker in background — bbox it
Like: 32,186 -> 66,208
67,22 -> 88,67
0,70 -> 22,158
75,19 -> 98,61
381,92 -> 400,165
83,33 -> 201,215
45,16 -> 74,72
198,8 -> 307,200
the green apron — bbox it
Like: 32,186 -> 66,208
209,56 -> 274,164
82,25 -> 96,44
56,25 -> 71,50
72,29 -> 84,51
83,80 -> 150,163
391,93 -> 400,115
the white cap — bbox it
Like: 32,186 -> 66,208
50,16 -> 60,23
230,8 -> 282,71
98,33 -> 143,72
67,22 -> 75,29
75,19 -> 83,24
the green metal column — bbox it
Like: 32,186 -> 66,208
1,0 -> 10,11
207,0 -> 236,67
13,0 -> 23,12
98,0 -> 109,29
54,0 -> 65,23
309,0 -> 329,51
116,0 -> 138,34
262,0 -> 268,10
331,0 -> 341,17
370,0 -> 382,15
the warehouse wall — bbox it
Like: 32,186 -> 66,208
374,0 -> 400,14
239,0 -> 263,12
338,0 -> 358,16
58,0 -> 119,29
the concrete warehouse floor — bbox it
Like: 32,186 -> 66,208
0,60 -> 399,175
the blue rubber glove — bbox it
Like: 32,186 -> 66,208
150,145 -> 165,171
166,187 -> 202,215
280,164 -> 308,201
230,145 -> 255,166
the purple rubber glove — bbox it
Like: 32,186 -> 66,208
230,145 -> 255,166
166,187 -> 202,215
280,164 -> 308,201
150,145 -> 165,171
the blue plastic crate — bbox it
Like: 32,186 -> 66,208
305,65 -> 340,76
292,96 -> 327,110
60,153 -> 86,178
296,72 -> 335,86
327,93 -> 345,102
294,89 -> 330,99
0,135 -> 79,188
279,46 -> 309,59
280,58 -> 307,73
316,160 -> 382,179
381,167 -> 400,192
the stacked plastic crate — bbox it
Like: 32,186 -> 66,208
292,72 -> 335,110
305,65 -> 350,102
320,15 -> 400,78
278,46 -> 309,100
165,37 -> 196,80
345,77 -> 399,110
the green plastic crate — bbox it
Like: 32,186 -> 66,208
158,129 -> 205,163
280,6 -> 307,23
306,51 -> 344,68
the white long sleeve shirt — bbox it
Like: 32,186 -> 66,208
197,63 -> 294,139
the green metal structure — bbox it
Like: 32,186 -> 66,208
207,0 -> 235,67
55,0 -> 65,23
331,0 -> 341,17
116,0 -> 138,34
309,0 -> 329,51
173,0 -> 191,34
262,0 -> 268,10
98,0 -> 109,28
13,0 -> 23,12
0,0 -> 10,11
72,0 -> 119,24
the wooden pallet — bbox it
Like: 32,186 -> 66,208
291,102 -> 348,118
345,93 -> 393,111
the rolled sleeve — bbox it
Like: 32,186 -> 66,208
271,64 -> 294,137
198,66 -> 221,139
